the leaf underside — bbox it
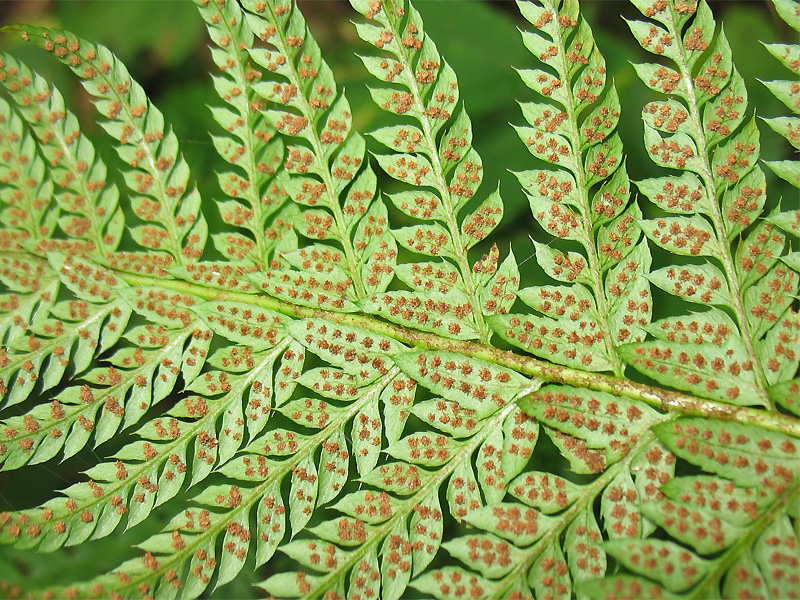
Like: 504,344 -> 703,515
0,0 -> 797,599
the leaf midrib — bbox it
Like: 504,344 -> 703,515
106,262 -> 800,438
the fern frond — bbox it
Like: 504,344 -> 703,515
258,345 -> 537,599
350,0 -> 513,345
8,26 -> 207,263
241,0 -> 395,304
0,300 -> 132,466
0,54 -> 121,255
0,259 -> 218,468
33,324 -> 408,598
620,0 -> 799,408
761,0 -> 800,194
429,6 -> 673,593
196,0 -> 289,266
757,0 -> 800,417
0,338 -> 300,557
0,297 -> 295,555
441,384 -> 675,597
0,96 -> 57,241
490,0 -> 647,377
0,256 -> 129,411
0,1 -> 798,598
581,417 -> 800,598
0,91 -> 66,408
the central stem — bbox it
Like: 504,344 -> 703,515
77,259 -> 800,438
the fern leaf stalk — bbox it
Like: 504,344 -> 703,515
113,269 -> 800,437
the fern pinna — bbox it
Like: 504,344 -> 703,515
0,0 -> 797,598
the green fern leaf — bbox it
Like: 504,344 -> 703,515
241,0 -> 394,302
0,97 -> 57,241
350,0 -> 509,345
492,0 -> 648,378
644,418 -> 800,596
196,0 -> 287,266
7,26 -> 207,262
0,0 -> 798,598
0,55 -> 122,255
623,0 -> 796,410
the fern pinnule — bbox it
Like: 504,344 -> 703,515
620,0 -> 799,409
8,26 -> 207,264
604,537 -> 711,592
0,54 -> 121,256
350,0 -> 513,345
241,0 -> 396,305
490,0 -> 649,377
0,269 -> 54,354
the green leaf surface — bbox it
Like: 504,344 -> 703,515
655,418 -> 800,489
1,1 -> 799,599
464,502 -> 558,547
620,339 -> 763,405
604,539 -> 709,592
394,351 -> 531,418
647,263 -> 732,307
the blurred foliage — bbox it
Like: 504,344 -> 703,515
0,0 -> 794,597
